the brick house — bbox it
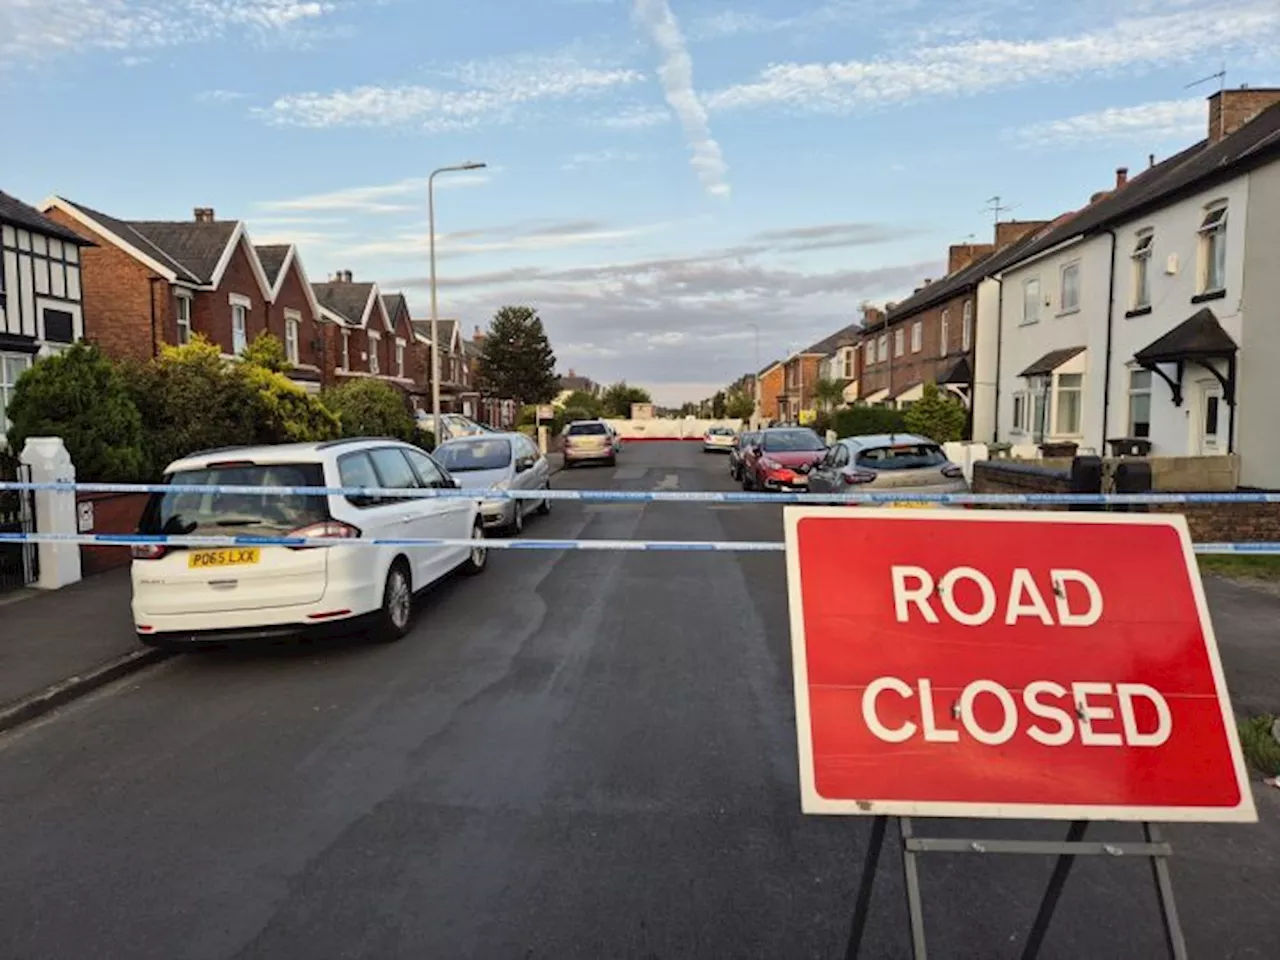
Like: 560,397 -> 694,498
256,244 -> 327,391
411,318 -> 465,413
40,200 -> 282,366
313,272 -> 415,395
1,191 -> 95,431
380,293 -> 419,394
756,360 -> 784,423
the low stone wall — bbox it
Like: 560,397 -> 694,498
972,460 -> 1280,542
76,492 -> 148,576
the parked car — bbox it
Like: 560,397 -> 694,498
433,432 -> 552,534
806,433 -> 967,503
604,422 -> 623,453
562,420 -> 617,467
740,428 -> 827,491
729,431 -> 758,481
130,439 -> 486,649
416,412 -> 488,443
703,426 -> 737,453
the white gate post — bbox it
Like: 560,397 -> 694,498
19,437 -> 82,590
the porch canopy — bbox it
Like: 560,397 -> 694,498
937,355 -> 972,386
862,387 -> 890,405
1018,345 -> 1085,378
891,381 -> 924,403
1133,307 -> 1238,407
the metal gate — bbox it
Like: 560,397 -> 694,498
0,450 -> 37,591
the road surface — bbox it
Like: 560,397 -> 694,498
0,441 -> 1275,959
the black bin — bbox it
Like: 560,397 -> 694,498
1107,437 -> 1153,457
1069,456 -> 1103,512
1040,441 -> 1079,458
1112,460 -> 1153,513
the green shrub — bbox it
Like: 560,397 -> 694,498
904,383 -> 968,443
240,331 -> 290,372
831,406 -> 909,439
239,364 -> 339,444
322,378 -> 417,443
5,342 -> 146,482
1238,715 -> 1280,776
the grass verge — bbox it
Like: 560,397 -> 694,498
1198,554 -> 1280,582
1237,715 -> 1280,777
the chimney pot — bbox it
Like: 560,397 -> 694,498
1149,153 -> 1156,169
1115,166 -> 1128,189
193,207 -> 215,223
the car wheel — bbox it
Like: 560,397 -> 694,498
537,485 -> 552,515
460,520 -> 488,576
742,471 -> 754,491
374,560 -> 413,643
607,455 -> 617,467
511,502 -> 525,535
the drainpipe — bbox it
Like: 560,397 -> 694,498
992,278 -> 1004,443
147,278 -> 161,358
1101,228 -> 1118,454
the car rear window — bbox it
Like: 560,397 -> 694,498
435,439 -> 512,472
709,427 -> 735,436
762,429 -> 825,452
567,422 -> 607,436
138,462 -> 328,536
855,443 -> 947,470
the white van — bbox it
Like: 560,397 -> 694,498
131,439 -> 485,648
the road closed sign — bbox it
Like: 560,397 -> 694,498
784,508 -> 1256,822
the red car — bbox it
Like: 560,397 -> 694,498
741,428 -> 827,492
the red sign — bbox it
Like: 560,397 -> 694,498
784,508 -> 1255,822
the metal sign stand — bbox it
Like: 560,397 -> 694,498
844,816 -> 1188,960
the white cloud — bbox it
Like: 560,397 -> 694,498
632,0 -> 730,197
706,6 -> 1280,114
0,0 -> 333,62
197,89 -> 249,103
256,54 -> 643,131
344,219 -> 670,259
1012,98 -> 1206,148
256,173 -> 490,215
562,148 -> 645,169
595,104 -> 672,128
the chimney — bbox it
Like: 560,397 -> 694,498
994,220 -> 1051,250
861,304 -> 885,328
1207,88 -> 1280,143
1148,153 -> 1156,169
332,270 -> 353,283
193,207 -> 215,223
948,242 -> 994,274
473,324 -> 485,342
568,368 -> 576,377
1115,167 -> 1128,189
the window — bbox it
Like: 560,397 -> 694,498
841,348 -> 854,379
175,294 -> 192,345
33,256 -> 50,295
1128,369 -> 1151,438
1011,392 -> 1026,433
404,448 -> 450,488
42,309 -> 74,343
877,335 -> 888,362
865,341 -> 875,365
341,329 -> 351,370
284,311 -> 300,365
910,322 -> 922,353
138,462 -> 327,536
1022,278 -> 1041,325
962,301 -> 973,352
1132,230 -> 1154,309
856,443 -> 947,471
939,310 -> 950,356
337,452 -> 383,507
1199,203 -> 1227,293
1,353 -> 33,430
1060,261 -> 1080,313
434,439 -> 512,472
1054,373 -> 1083,435
368,332 -> 380,374
231,303 -> 248,354
368,447 -> 422,500
893,328 -> 904,357
66,264 -> 80,300
395,339 -> 406,378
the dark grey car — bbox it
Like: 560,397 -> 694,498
806,433 -> 967,501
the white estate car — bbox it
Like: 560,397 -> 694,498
131,439 -> 486,648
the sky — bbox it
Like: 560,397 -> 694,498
3,0 -> 1280,405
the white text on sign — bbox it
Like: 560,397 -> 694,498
891,566 -> 1103,627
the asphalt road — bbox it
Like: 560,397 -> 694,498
0,441 -> 1276,959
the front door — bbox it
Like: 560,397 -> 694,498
1193,381 -> 1225,456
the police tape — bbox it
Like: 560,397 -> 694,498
3,479 -> 1280,506
0,531 -> 1276,555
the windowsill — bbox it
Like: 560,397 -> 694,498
1056,308 -> 1080,318
1125,306 -> 1153,318
1191,289 -> 1226,304
1019,319 -> 1039,326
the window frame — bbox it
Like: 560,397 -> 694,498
1131,229 -> 1154,309
910,321 -> 922,353
1053,372 -> 1084,437
877,335 -> 888,362
395,337 -> 406,378
1127,368 -> 1152,439
1022,277 -> 1041,325
1198,202 -> 1228,294
229,295 -> 250,355
864,341 -> 875,365
341,329 -> 351,371
1,352 -> 34,431
284,309 -> 301,365
367,330 -> 381,374
893,327 -> 905,357
961,300 -> 973,352
174,292 -> 193,345
1059,261 -> 1081,314
939,309 -> 950,357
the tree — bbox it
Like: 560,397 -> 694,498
904,382 -> 968,443
322,378 -> 418,443
711,391 -> 727,418
476,305 -> 558,405
240,331 -> 291,372
5,342 -> 146,482
239,365 -> 339,444
813,377 -> 846,412
559,390 -> 603,417
724,390 -> 754,419
600,381 -> 652,418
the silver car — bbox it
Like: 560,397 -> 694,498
806,433 -> 967,504
562,420 -> 617,467
432,432 -> 552,534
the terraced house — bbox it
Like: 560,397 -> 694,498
313,272 -> 416,397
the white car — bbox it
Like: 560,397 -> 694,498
703,426 -> 738,452
130,439 -> 486,648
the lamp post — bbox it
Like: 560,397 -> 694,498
747,322 -> 760,425
429,161 -> 487,431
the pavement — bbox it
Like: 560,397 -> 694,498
0,441 -> 1277,959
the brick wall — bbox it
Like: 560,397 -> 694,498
883,287 -> 975,399
193,239 -> 268,353
43,208 -> 163,362
76,492 -> 148,576
972,460 -> 1280,542
1208,89 -> 1280,143
758,366 -> 784,420
267,262 -> 324,370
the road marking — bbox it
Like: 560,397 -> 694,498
654,474 -> 680,491
612,467 -> 646,481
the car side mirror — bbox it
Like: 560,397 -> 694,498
515,457 -> 533,473
450,477 -> 463,489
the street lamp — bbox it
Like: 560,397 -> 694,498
429,161 -> 487,430
747,322 -> 760,426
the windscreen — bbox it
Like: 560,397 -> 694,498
434,439 -> 512,472
567,422 -> 608,436
138,462 -> 328,536
856,443 -> 947,470
762,430 -> 825,452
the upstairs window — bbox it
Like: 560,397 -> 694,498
395,339 -> 406,378
939,309 -> 950,356
231,303 -> 248,354
341,329 -> 351,371
893,328 -> 904,357
1131,230 -> 1154,309
1128,369 -> 1152,438
176,294 -> 192,345
1060,261 -> 1080,313
1022,278 -> 1041,325
911,321 -> 922,353
285,312 -> 300,365
864,341 -> 875,365
961,300 -> 973,352
1198,203 -> 1227,293
877,335 -> 888,362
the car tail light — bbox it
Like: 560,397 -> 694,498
131,543 -> 168,560
563,436 -> 574,447
287,520 -> 362,549
841,468 -> 877,485
941,464 -> 964,480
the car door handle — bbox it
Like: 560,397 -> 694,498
397,514 -> 416,525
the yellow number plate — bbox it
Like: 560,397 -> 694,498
188,548 -> 261,569
889,501 -> 931,509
